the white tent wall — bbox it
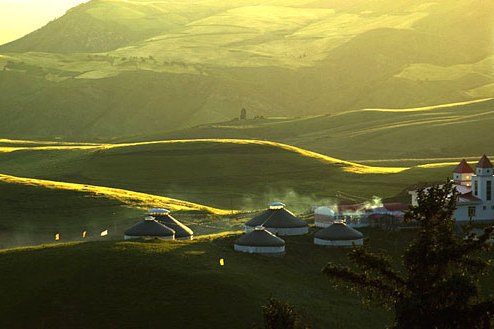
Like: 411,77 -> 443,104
314,238 -> 363,247
234,245 -> 285,254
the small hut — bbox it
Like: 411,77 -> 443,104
314,206 -> 336,228
314,221 -> 364,247
147,208 -> 194,240
234,226 -> 285,254
124,216 -> 175,240
245,202 -> 308,236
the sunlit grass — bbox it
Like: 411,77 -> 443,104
0,173 -> 233,215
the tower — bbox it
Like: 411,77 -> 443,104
452,159 -> 474,187
471,154 -> 493,202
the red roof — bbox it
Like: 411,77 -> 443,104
458,192 -> 481,203
454,159 -> 474,174
383,203 -> 409,212
477,154 -> 493,168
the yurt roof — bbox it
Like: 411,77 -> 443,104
147,208 -> 171,215
246,204 -> 307,228
314,222 -> 364,241
125,216 -> 175,237
151,211 -> 193,238
235,227 -> 285,247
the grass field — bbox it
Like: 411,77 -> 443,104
0,139 -> 456,211
0,229 -> 409,329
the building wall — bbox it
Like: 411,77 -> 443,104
124,235 -> 174,240
455,203 -> 494,221
234,245 -> 285,254
313,238 -> 363,247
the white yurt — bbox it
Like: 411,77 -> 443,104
124,216 -> 175,240
314,206 -> 336,228
245,202 -> 308,236
234,226 -> 285,254
314,221 -> 364,247
147,208 -> 194,240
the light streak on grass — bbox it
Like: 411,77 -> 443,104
0,173 -> 234,215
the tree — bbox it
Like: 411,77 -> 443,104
258,297 -> 309,329
323,181 -> 494,329
240,108 -> 247,120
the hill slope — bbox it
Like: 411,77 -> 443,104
0,139 -> 453,209
0,0 -> 492,139
0,230 -> 408,329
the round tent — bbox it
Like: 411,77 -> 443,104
314,221 -> 364,247
245,202 -> 308,236
147,208 -> 194,240
234,226 -> 285,254
314,206 -> 336,228
124,216 -> 175,240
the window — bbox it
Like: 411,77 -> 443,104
483,206 -> 487,211
468,206 -> 476,217
474,181 -> 478,196
487,181 -> 492,201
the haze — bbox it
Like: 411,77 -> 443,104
0,0 -> 88,45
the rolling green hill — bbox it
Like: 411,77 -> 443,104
0,0 -> 492,139
0,139 -> 454,210
138,98 -> 494,162
0,229 -> 409,329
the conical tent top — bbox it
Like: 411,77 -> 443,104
269,202 -> 285,210
147,208 -> 171,215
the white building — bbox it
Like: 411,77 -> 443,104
410,155 -> 494,222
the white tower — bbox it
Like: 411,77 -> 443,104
472,154 -> 493,202
453,159 -> 474,187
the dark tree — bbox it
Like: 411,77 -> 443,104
259,297 -> 308,329
323,181 -> 494,329
240,108 -> 247,120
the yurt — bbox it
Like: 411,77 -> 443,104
245,202 -> 308,236
314,221 -> 364,247
147,208 -> 194,240
234,226 -> 285,254
314,206 -> 336,228
124,216 -> 175,240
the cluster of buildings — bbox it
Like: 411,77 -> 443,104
410,154 -> 494,222
123,154 -> 494,255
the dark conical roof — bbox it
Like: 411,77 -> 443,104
147,209 -> 193,238
235,227 -> 285,247
314,222 -> 363,241
477,154 -> 493,168
454,159 -> 474,174
125,217 -> 175,237
246,204 -> 307,229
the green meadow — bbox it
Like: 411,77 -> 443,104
0,0 -> 492,139
0,229 -> 409,329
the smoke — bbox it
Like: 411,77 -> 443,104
361,196 -> 384,210
240,188 -> 338,213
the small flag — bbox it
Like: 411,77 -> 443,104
82,231 -> 87,238
100,230 -> 108,237
55,233 -> 60,241
219,258 -> 225,266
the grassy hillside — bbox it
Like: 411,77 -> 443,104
0,229 -> 411,329
0,179 -> 248,249
0,0 -> 492,139
139,98 -> 494,162
0,140 -> 454,210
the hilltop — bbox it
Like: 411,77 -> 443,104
0,0 -> 493,139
